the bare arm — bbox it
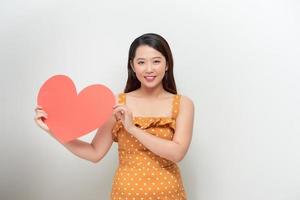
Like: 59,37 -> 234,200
61,139 -> 102,163
61,113 -> 116,163
89,113 -> 117,163
128,95 -> 194,163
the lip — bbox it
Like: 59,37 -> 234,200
144,76 -> 156,82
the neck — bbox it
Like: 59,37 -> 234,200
136,84 -> 166,99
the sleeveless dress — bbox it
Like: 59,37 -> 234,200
111,93 -> 187,200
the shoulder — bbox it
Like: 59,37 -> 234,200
176,94 -> 194,124
177,94 -> 194,117
179,94 -> 194,109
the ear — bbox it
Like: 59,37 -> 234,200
130,60 -> 135,72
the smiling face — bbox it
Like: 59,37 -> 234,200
130,45 -> 168,89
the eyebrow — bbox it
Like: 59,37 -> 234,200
136,56 -> 162,60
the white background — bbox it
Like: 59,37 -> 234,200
1,0 -> 299,199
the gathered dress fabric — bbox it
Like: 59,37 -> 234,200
110,93 -> 187,200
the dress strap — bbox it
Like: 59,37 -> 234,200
171,94 -> 181,119
118,93 -> 126,104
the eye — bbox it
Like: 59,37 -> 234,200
154,60 -> 160,63
138,61 -> 144,65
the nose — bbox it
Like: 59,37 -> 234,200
145,63 -> 154,72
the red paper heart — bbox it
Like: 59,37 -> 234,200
37,75 -> 115,143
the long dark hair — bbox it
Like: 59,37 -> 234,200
124,33 -> 177,94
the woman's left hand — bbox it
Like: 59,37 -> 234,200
113,104 -> 135,133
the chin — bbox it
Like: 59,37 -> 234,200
142,81 -> 163,89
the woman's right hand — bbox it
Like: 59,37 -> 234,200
34,105 -> 50,133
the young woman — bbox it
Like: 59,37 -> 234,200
35,33 -> 194,200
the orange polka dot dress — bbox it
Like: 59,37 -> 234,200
110,93 -> 187,200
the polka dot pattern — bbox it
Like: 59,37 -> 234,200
111,93 -> 187,199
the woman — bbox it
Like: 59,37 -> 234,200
35,33 -> 194,200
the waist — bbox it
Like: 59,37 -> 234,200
118,148 -> 176,169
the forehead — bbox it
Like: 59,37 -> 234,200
134,45 -> 164,59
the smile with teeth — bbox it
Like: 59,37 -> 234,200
144,76 -> 156,81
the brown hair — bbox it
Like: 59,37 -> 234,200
124,33 -> 177,94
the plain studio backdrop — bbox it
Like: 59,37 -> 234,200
0,0 -> 299,199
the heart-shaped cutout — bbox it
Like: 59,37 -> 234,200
37,75 -> 115,143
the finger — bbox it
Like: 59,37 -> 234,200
114,115 -> 120,121
113,104 -> 123,109
36,118 -> 44,125
35,113 -> 48,120
35,105 -> 43,111
36,109 -> 47,114
36,119 -> 49,130
114,110 -> 124,117
113,105 -> 122,111
114,111 -> 123,119
40,121 -> 49,130
38,110 -> 48,116
113,106 -> 127,113
113,104 -> 128,111
36,111 -> 48,117
113,107 -> 124,115
35,108 -> 46,114
34,117 -> 43,125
